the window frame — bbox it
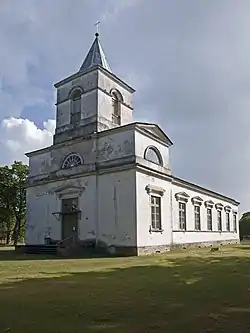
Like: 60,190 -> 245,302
207,208 -> 213,231
226,212 -> 230,231
194,205 -> 201,231
144,146 -> 163,166
215,203 -> 223,232
150,195 -> 162,231
175,192 -> 189,231
70,89 -> 82,126
233,212 -> 237,232
224,206 -> 232,232
62,153 -> 83,169
191,196 -> 203,231
179,201 -> 187,231
111,90 -> 122,126
204,200 -> 214,231
217,209 -> 222,232
146,185 -> 165,233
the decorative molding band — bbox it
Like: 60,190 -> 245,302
53,185 -> 85,199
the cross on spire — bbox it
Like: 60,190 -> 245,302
94,21 -> 100,36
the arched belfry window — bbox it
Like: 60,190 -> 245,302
62,153 -> 83,169
70,89 -> 82,125
144,146 -> 163,166
111,89 -> 123,125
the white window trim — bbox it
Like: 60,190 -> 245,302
178,201 -> 187,231
149,195 -> 163,233
175,193 -> 189,231
216,209 -> 223,232
191,197 -> 202,231
146,185 -> 165,233
206,207 -> 213,231
194,205 -> 201,231
233,211 -> 238,233
225,207 -> 231,232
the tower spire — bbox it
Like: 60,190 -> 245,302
79,29 -> 112,73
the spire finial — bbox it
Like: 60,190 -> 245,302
94,21 -> 100,37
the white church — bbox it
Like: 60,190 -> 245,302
25,33 -> 240,255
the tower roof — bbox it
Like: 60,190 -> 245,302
79,33 -> 112,73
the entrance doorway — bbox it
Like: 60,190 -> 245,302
61,198 -> 79,245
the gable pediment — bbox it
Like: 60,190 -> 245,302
224,205 -> 232,212
52,185 -> 85,198
215,203 -> 224,210
204,200 -> 214,208
191,196 -> 203,205
135,122 -> 173,147
175,192 -> 190,202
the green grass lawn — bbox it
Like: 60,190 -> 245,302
1,245 -> 250,333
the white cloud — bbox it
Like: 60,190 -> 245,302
0,117 -> 55,165
101,0 -> 141,22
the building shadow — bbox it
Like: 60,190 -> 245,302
0,248 -> 113,261
0,255 -> 250,332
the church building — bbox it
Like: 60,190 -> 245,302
25,33 -> 240,255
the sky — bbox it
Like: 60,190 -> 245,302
0,0 -> 250,213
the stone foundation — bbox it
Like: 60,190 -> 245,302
172,239 -> 239,250
136,239 -> 240,256
137,245 -> 171,256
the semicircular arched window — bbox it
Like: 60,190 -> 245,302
62,153 -> 83,169
144,146 -> 163,166
111,89 -> 123,126
70,89 -> 82,126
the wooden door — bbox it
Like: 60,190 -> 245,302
61,198 -> 78,244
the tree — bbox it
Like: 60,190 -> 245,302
239,212 -> 250,240
0,161 -> 28,245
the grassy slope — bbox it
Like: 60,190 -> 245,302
0,245 -> 250,333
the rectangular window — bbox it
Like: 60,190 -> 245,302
179,202 -> 186,230
233,213 -> 237,232
226,212 -> 230,231
194,205 -> 201,230
207,208 -> 212,231
217,210 -> 222,231
151,196 -> 162,230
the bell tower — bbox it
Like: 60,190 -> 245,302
53,33 -> 135,145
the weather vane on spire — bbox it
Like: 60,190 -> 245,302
94,21 -> 100,36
